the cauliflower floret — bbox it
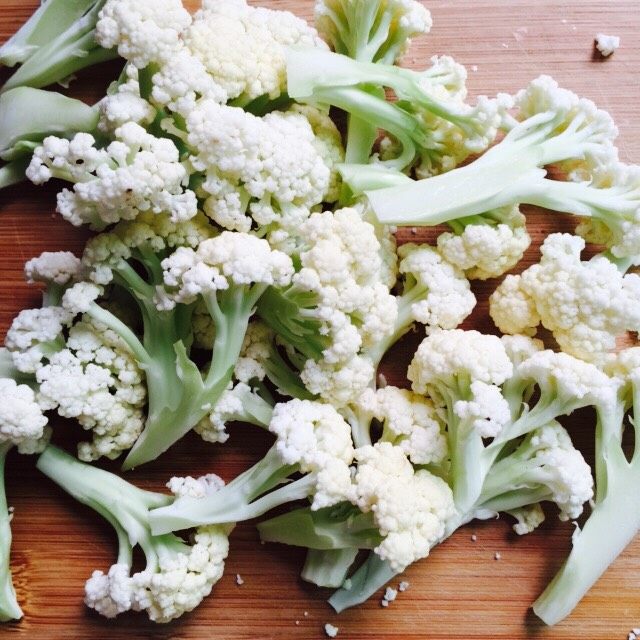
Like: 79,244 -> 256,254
85,564 -> 133,619
352,442 -> 455,572
36,318 -> 146,461
99,65 -> 156,133
453,380 -> 511,438
24,251 -> 81,286
185,101 -> 331,234
185,0 -> 327,103
358,386 -> 447,465
491,234 -> 640,363
398,244 -> 476,331
301,355 -> 375,408
269,399 -> 355,509
517,349 -> 617,409
82,211 -> 216,287
5,306 -> 71,373
61,282 -> 102,315
292,208 -> 398,359
490,274 -> 540,336
194,382 -> 258,444
408,329 -> 514,397
96,0 -> 192,68
167,474 -> 226,499
288,104 -> 345,203
160,232 -> 293,307
514,75 -> 618,177
517,423 -> 594,521
150,50 -> 228,115
501,335 -> 545,367
233,322 -> 272,384
132,525 -> 230,623
0,379 -> 48,446
509,504 -> 546,535
27,124 -> 197,228
437,213 -> 531,280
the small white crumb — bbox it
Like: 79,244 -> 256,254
471,65 -> 478,72
561,18 -> 568,24
380,599 -> 390,608
342,578 -> 352,590
325,622 -> 339,638
398,581 -> 410,592
295,621 -> 300,626
304,611 -> 309,617
377,373 -> 388,389
471,534 -> 477,542
235,574 -> 244,586
595,33 -> 620,57
501,43 -> 509,49
410,227 -> 418,235
513,27 -> 528,42
494,552 -> 502,561
384,587 -> 398,603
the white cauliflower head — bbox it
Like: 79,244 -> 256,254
408,329 -> 514,398
0,378 -> 48,447
352,442 -> 455,572
358,386 -> 447,465
269,399 -> 355,509
27,124 -> 197,228
96,0 -> 192,68
160,232 -> 293,306
398,244 -> 476,331
437,210 -> 531,280
186,0 -> 327,102
301,355 -> 375,408
453,380 -> 511,438
185,102 -> 331,235
25,251 -> 81,286
35,318 -> 146,461
492,233 -> 640,364
5,306 -> 71,373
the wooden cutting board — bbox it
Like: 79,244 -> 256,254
1,1 -> 639,638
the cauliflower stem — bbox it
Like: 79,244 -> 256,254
88,284 -> 266,469
301,548 -> 360,589
0,0 -> 117,94
533,353 -> 640,625
0,442 -> 22,622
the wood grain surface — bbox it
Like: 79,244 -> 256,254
1,1 -> 639,638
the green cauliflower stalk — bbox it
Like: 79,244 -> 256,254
533,348 -> 640,625
0,0 -> 118,94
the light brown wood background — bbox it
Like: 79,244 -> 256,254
1,1 -> 639,638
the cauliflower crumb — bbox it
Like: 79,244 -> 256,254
595,33 -> 620,57
398,581 -> 410,592
381,599 -> 389,608
384,587 -> 398,603
236,574 -> 244,586
471,534 -> 477,542
325,622 -> 339,637
494,552 -> 502,561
